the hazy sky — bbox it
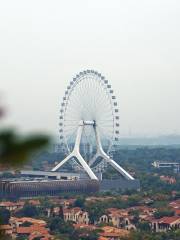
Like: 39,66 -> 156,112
0,0 -> 180,137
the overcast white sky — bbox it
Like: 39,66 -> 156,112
0,0 -> 180,137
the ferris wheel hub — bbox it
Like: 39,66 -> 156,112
82,120 -> 96,126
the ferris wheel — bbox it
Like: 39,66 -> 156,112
52,70 -> 134,181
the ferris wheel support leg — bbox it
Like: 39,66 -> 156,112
88,153 -> 99,167
94,125 -> 134,180
52,122 -> 98,180
73,123 -> 98,180
75,153 -> 98,180
51,153 -> 73,172
101,153 -> 134,180
52,152 -> 98,180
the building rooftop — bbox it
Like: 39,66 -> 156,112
17,225 -> 49,235
11,217 -> 46,226
155,216 -> 180,224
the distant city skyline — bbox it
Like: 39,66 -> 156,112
1,0 -> 180,137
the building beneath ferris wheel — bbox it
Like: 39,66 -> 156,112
0,167 -> 140,199
0,170 -> 140,199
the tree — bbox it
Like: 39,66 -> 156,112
48,217 -> 74,234
74,197 -> 85,208
0,103 -> 49,239
154,209 -> 174,219
0,172 -> 15,179
85,203 -> 105,224
16,204 -> 39,218
85,230 -> 99,240
78,230 -> 99,240
137,222 -> 151,232
16,237 -> 27,240
0,209 -> 10,224
130,210 -> 140,225
0,130 -> 49,168
21,221 -> 32,227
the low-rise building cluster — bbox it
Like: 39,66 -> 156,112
1,216 -> 53,240
0,197 -> 180,240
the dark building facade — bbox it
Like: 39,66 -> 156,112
0,176 -> 140,199
0,179 -> 99,198
100,179 -> 140,191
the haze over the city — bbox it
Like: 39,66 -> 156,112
0,0 -> 180,137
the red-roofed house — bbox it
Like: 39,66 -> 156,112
10,217 -> 46,229
98,208 -> 135,230
16,225 -> 52,240
169,200 -> 180,210
150,216 -> 180,232
0,225 -> 13,236
63,207 -> 89,224
0,201 -> 24,211
175,209 -> 180,216
8,217 -> 52,239
98,237 -> 108,240
160,176 -> 176,184
100,226 -> 129,240
28,199 -> 40,206
73,223 -> 97,231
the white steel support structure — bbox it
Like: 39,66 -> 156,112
52,120 -> 134,181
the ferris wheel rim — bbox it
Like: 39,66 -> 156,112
59,70 -> 120,169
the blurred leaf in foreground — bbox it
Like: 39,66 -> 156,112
0,96 -> 49,239
0,129 -> 49,168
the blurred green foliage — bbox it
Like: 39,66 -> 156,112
0,129 -> 49,167
0,105 -> 49,239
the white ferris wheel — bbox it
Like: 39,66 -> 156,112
52,70 -> 134,181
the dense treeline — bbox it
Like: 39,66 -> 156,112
31,147 -> 180,171
121,230 -> 180,240
105,147 -> 180,193
29,147 -> 180,194
113,147 -> 180,172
